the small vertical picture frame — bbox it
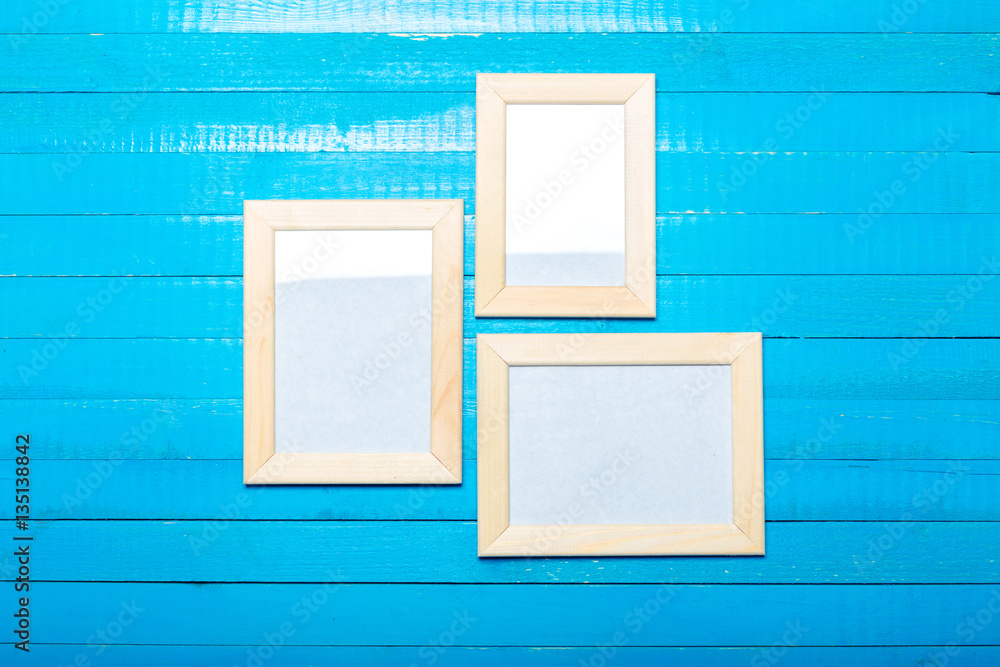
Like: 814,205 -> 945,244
476,73 -> 656,318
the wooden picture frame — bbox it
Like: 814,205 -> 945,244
475,73 -> 656,318
243,199 -> 464,485
477,332 -> 764,556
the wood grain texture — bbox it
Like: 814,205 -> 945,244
7,459 -> 998,522
3,337 -> 998,400
4,152 -> 998,215
4,1 -> 999,33
5,93 -> 998,154
4,520 -> 998,583
483,331 -> 757,365
475,74 -> 656,317
4,213 -> 999,277
5,398 -> 999,462
464,275 -> 1000,338
477,333 -> 763,556
487,524 -> 761,557
248,452 -> 461,484
3,34 -> 997,92
475,286 -> 655,317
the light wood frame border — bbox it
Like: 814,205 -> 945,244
475,73 -> 656,318
244,199 -> 464,485
477,332 -> 763,556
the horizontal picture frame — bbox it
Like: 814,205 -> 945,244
477,332 -> 764,556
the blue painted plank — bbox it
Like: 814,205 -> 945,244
3,93 -> 997,153
464,274 -> 1000,337
7,459 -> 995,522
771,399 -> 1000,461
4,397 -> 998,461
4,274 -> 1000,338
0,277 -> 241,337
3,34 -> 996,92
20,582 -> 1000,646
2,152 -> 998,215
667,151 -> 998,215
657,93 -> 1000,153
12,646 -> 1000,667
4,0 -> 998,33
2,337 -> 997,400
0,153 -> 473,215
658,213 -> 1000,275
3,213 -> 999,277
3,520 -> 996,584
0,215 -> 244,277
14,461 -> 475,522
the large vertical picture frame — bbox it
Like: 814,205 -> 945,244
243,199 -> 464,485
475,73 -> 657,318
477,332 -> 764,556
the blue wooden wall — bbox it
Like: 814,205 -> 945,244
2,2 -> 999,665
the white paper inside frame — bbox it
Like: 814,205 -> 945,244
273,229 -> 433,454
508,365 -> 734,525
505,104 -> 626,287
